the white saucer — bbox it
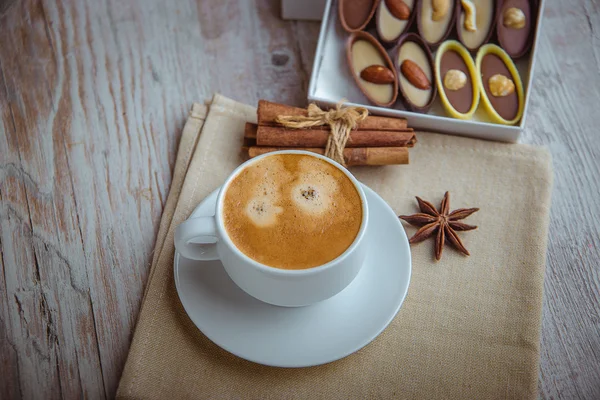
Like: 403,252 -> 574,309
174,184 -> 411,367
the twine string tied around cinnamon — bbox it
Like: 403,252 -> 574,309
274,101 -> 369,166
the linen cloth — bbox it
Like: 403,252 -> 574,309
117,94 -> 553,399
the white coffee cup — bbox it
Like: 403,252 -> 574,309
174,150 -> 369,307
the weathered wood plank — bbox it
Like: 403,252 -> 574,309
0,1 -> 106,399
0,0 -> 320,398
523,0 -> 600,399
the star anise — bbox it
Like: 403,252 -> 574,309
399,192 -> 479,261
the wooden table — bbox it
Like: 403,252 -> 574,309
1,0 -> 598,398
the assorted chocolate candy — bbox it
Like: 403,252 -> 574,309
417,0 -> 456,47
456,0 -> 497,51
376,0 -> 416,46
340,0 -> 538,125
347,31 -> 399,107
476,44 -> 524,124
435,40 -> 479,119
497,0 -> 535,58
395,33 -> 436,112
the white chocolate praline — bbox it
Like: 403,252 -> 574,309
420,0 -> 454,44
378,0 -> 415,42
461,0 -> 477,31
397,42 -> 432,107
351,40 -> 394,104
459,0 -> 494,48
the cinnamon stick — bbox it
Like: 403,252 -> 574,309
258,100 -> 408,131
244,122 -> 257,139
246,146 -> 409,166
246,123 -> 416,148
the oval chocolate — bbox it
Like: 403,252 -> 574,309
417,0 -> 457,47
439,50 -> 473,114
394,33 -> 436,112
376,0 -> 416,46
339,0 -> 378,32
346,32 -> 398,107
497,0 -> 533,58
480,53 -> 519,121
456,0 -> 496,51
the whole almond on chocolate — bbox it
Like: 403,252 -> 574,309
385,0 -> 410,20
360,65 -> 396,84
400,60 -> 431,90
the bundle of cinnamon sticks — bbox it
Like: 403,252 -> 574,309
243,100 -> 416,166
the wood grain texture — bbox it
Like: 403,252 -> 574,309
524,1 -> 600,398
0,0 -> 598,399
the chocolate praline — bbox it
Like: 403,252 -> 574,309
456,0 -> 498,51
480,54 -> 519,121
339,0 -> 379,32
376,0 -> 417,47
393,33 -> 437,113
439,50 -> 473,114
497,0 -> 535,58
346,31 -> 399,107
416,0 -> 457,48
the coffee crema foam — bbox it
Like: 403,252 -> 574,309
223,154 -> 363,270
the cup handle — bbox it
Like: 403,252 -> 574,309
174,216 -> 219,261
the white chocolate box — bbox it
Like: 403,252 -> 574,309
308,0 -> 546,142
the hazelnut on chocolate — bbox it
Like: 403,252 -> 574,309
417,0 -> 456,47
489,74 -> 515,97
444,69 -> 467,91
504,7 -> 526,29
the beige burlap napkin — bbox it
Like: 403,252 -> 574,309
117,94 -> 552,399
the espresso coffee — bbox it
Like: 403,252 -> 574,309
223,154 -> 363,270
